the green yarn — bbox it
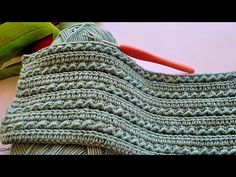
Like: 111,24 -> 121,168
1,23 -> 236,155
10,143 -> 119,155
56,22 -> 82,30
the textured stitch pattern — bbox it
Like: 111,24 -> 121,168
1,23 -> 236,155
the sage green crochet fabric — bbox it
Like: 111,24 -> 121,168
1,23 -> 236,155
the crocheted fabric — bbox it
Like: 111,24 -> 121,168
1,23 -> 236,155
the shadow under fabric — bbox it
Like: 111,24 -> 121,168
1,23 -> 236,155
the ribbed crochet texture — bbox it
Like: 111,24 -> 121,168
1,23 -> 236,155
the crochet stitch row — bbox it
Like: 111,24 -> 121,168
1,23 -> 236,154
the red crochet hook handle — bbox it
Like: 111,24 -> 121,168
83,33 -> 195,74
119,45 -> 195,74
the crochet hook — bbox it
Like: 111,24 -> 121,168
83,34 -> 195,74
